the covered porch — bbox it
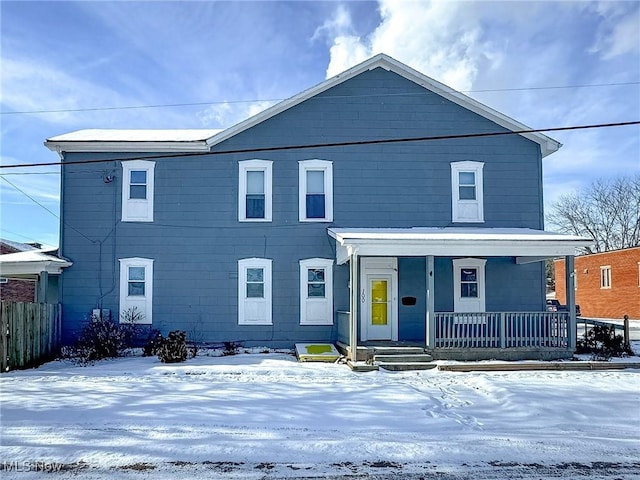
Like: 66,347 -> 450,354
328,227 -> 592,362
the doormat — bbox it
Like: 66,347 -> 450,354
295,343 -> 341,362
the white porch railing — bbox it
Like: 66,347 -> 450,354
435,312 -> 569,349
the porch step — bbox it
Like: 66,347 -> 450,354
377,361 -> 438,372
367,346 -> 426,356
373,354 -> 433,363
373,353 -> 435,371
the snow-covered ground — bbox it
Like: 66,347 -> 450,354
1,350 -> 639,479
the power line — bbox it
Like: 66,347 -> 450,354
1,81 -> 638,115
1,120 -> 638,170
0,176 -> 95,242
0,228 -> 48,245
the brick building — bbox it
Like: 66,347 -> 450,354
0,240 -> 37,302
555,246 -> 640,320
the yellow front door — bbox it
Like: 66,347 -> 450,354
367,274 -> 393,340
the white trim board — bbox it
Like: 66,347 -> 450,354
329,227 -> 593,264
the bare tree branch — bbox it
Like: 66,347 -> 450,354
547,173 -> 640,253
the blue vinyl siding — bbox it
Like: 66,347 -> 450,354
58,67 -> 546,345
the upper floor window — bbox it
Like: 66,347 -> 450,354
451,161 -> 484,223
299,160 -> 333,222
600,265 -> 611,289
299,258 -> 334,325
122,160 -> 155,222
239,160 -> 272,222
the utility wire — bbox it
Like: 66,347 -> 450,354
1,81 -> 638,115
0,176 -> 95,242
1,120 -> 638,170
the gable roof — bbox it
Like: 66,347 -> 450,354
45,54 -> 561,157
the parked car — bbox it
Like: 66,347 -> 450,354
546,299 -> 581,316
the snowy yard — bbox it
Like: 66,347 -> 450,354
1,351 -> 639,479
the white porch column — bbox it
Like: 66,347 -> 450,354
349,252 -> 359,361
565,255 -> 576,350
425,255 -> 435,349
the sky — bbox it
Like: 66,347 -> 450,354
1,0 -> 639,249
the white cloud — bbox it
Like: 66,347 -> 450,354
326,36 -> 370,78
589,2 -> 640,59
323,0 -> 495,91
196,100 -> 277,128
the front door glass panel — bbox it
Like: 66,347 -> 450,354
371,280 -> 388,325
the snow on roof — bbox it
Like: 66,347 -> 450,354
0,238 -> 37,252
46,129 -> 222,143
328,227 -> 593,264
0,250 -> 72,275
328,227 -> 591,243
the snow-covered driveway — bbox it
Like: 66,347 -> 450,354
1,353 -> 639,479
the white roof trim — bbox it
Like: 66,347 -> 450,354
328,227 -> 592,264
0,251 -> 72,275
45,129 -> 221,153
206,54 -> 561,157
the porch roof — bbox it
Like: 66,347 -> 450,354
328,227 -> 592,264
0,250 -> 72,275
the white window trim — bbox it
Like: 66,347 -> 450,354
238,258 -> 272,325
238,159 -> 273,222
452,258 -> 487,313
299,159 -> 333,222
118,257 -> 153,324
600,265 -> 612,289
451,161 -> 484,223
637,262 -> 640,288
299,258 -> 334,325
122,160 -> 155,222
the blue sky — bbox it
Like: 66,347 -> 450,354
1,0 -> 639,248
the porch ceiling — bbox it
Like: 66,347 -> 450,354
327,227 -> 593,264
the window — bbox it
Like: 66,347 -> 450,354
127,267 -> 146,296
239,160 -> 272,221
119,257 -> 153,324
238,258 -> 272,325
299,160 -> 333,222
451,161 -> 484,223
600,266 -> 611,289
299,258 -> 334,325
460,268 -> 478,298
122,160 -> 155,222
0,277 -> 8,284
452,258 -> 486,313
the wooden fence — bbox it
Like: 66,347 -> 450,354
0,301 -> 62,372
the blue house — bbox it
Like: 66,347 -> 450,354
45,54 -> 590,362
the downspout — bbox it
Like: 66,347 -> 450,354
56,147 -> 65,258
426,255 -> 435,350
349,250 -> 359,362
565,255 -> 576,351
